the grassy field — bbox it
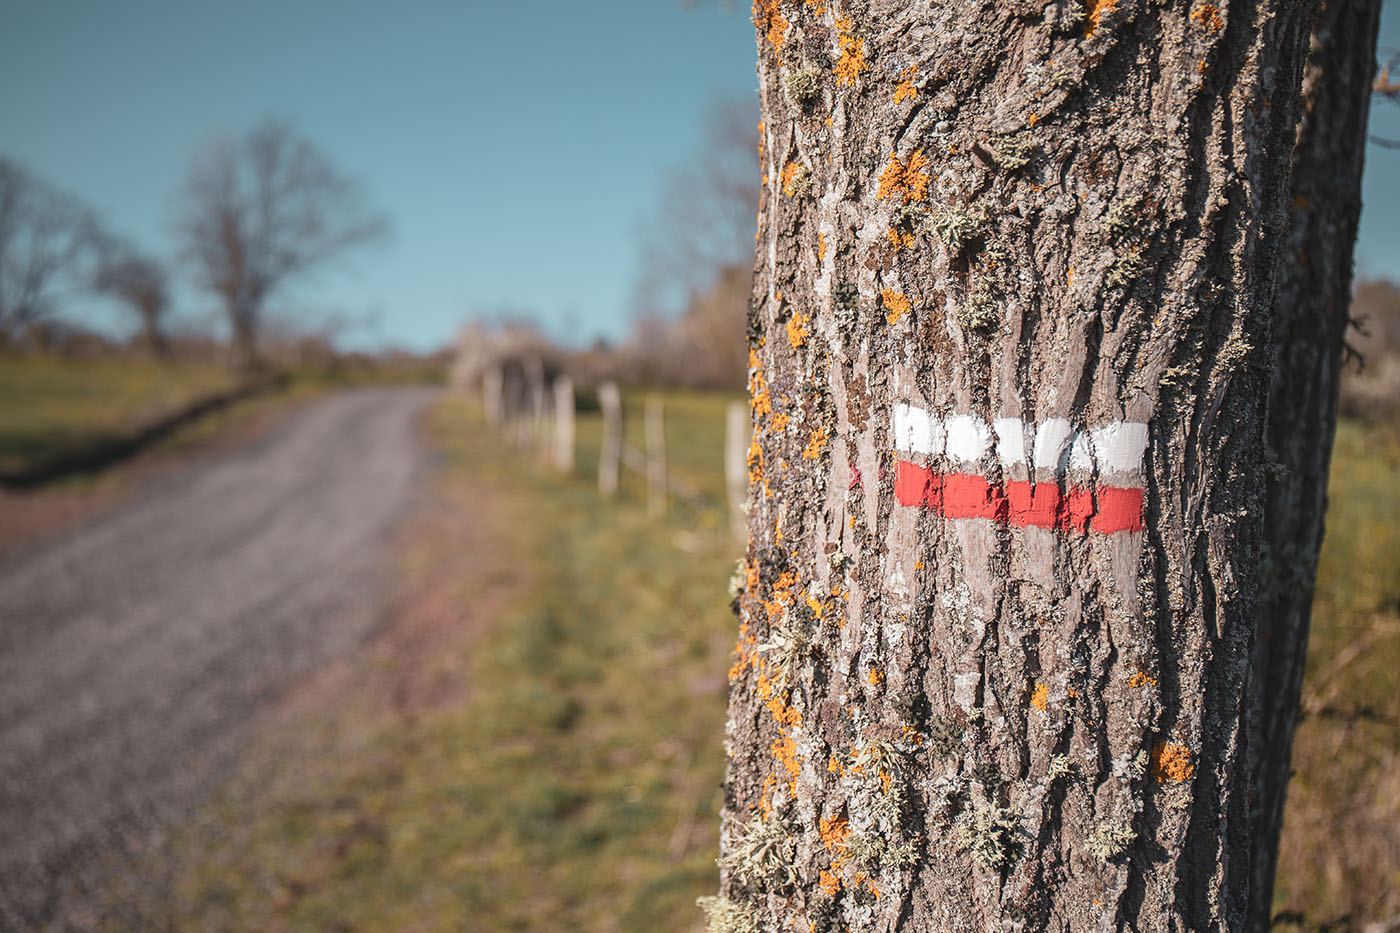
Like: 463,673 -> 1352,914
1273,419 -> 1400,928
149,395 -> 1398,930
0,355 -> 238,477
161,392 -> 743,931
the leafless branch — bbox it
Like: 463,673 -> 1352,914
0,157 -> 104,338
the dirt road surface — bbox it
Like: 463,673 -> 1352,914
0,387 -> 439,928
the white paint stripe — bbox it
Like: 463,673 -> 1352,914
892,404 -> 1148,476
1033,418 -> 1074,471
893,402 -> 943,455
945,415 -> 992,464
993,418 -> 1027,467
1069,430 -> 1095,472
1090,422 -> 1150,474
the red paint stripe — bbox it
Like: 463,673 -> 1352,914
894,461 -> 1144,533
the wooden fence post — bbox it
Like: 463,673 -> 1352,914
553,376 -> 575,473
599,381 -> 621,498
526,356 -> 546,451
725,401 -> 749,538
645,394 -> 667,518
503,366 -> 526,444
483,364 -> 503,427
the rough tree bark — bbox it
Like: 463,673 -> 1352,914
709,1 -> 1336,930
1246,1 -> 1382,927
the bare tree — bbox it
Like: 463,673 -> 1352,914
174,120 -> 385,371
94,244 -> 171,359
624,98 -> 760,388
0,158 -> 102,342
632,96 -> 760,319
708,1 -> 1373,929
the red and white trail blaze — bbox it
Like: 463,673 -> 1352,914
891,403 -> 1150,534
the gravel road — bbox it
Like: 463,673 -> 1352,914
0,387 -> 438,928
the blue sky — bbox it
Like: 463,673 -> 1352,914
2,1 -> 1398,353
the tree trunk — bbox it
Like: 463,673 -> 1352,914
713,2 -> 1323,929
143,315 -> 171,361
1246,1 -> 1382,927
229,309 -> 259,374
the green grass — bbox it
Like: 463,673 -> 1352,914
165,392 -> 744,931
0,355 -> 237,476
1273,418 -> 1400,929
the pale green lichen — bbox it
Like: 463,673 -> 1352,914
957,281 -> 999,334
1105,244 -> 1145,288
719,816 -> 798,888
785,68 -> 822,107
955,805 -> 1020,870
846,828 -> 920,869
926,203 -> 987,256
1104,194 -> 1148,244
755,622 -> 811,687
1047,754 -> 1075,780
1087,820 -> 1136,865
728,559 -> 748,599
991,134 -> 1036,170
697,895 -> 763,933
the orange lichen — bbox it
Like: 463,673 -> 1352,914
1129,670 -> 1157,689
1027,111 -> 1041,128
746,435 -> 766,492
805,593 -> 825,621
887,227 -> 915,250
1151,742 -> 1195,784
787,312 -> 810,348
781,160 -> 800,195
772,411 -> 791,432
881,289 -> 911,325
754,0 -> 789,47
801,427 -> 829,460
856,872 -> 880,898
876,151 -> 929,203
893,66 -> 918,103
761,570 -> 800,621
771,733 -> 801,792
1190,3 -> 1224,32
817,232 -> 827,260
767,697 -> 802,730
819,869 -> 842,894
729,623 -> 759,680
1031,682 -> 1049,711
759,772 -> 778,819
834,17 -> 865,86
749,349 -> 772,417
1083,0 -> 1117,36
820,813 -> 850,850
1067,266 -> 1075,289
867,667 -> 884,685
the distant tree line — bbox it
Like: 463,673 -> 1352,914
0,119 -> 384,371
